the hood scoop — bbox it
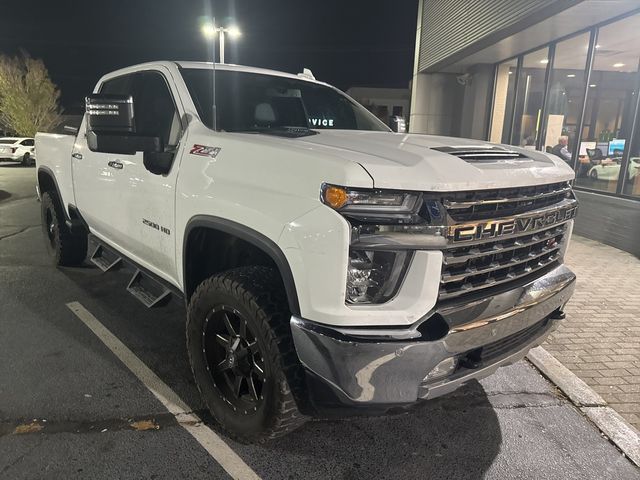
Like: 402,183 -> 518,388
432,145 -> 529,162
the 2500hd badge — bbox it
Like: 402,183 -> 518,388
142,218 -> 171,236
450,205 -> 578,242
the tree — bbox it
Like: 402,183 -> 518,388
0,51 -> 62,136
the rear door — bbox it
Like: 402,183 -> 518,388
72,74 -> 135,238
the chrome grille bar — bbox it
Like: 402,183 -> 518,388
441,244 -> 561,284
443,185 -> 571,209
439,253 -> 560,300
443,225 -> 565,266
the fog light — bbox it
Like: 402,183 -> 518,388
424,357 -> 458,381
345,250 -> 411,304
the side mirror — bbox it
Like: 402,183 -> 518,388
143,151 -> 174,175
85,94 -> 162,155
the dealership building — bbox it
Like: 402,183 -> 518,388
410,0 -> 640,256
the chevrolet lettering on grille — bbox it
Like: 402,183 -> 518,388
448,205 -> 578,243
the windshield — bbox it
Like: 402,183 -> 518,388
180,68 -> 390,133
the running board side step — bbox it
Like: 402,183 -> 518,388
90,244 -> 122,272
127,269 -> 172,308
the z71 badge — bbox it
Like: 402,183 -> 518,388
190,144 -> 221,158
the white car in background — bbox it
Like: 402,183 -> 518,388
588,157 -> 640,181
0,137 -> 36,166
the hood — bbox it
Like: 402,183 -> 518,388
294,130 -> 575,191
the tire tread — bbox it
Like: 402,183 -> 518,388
186,266 -> 306,443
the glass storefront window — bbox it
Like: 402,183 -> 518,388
511,48 -> 549,149
624,100 -> 640,196
543,33 -> 590,165
490,12 -> 640,200
489,58 -> 517,144
575,16 -> 640,193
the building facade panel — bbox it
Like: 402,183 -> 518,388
418,0 -> 572,72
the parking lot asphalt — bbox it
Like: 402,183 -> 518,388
1,163 -> 638,479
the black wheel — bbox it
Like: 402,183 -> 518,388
21,152 -> 32,167
186,266 -> 306,443
589,169 -> 598,180
40,191 -> 88,266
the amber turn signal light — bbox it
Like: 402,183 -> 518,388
322,185 -> 349,209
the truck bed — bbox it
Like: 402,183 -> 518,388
35,133 -> 77,215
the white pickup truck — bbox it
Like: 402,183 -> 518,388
36,61 -> 577,443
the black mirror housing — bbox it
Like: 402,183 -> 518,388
144,151 -> 174,175
87,130 -> 162,155
85,94 -> 163,155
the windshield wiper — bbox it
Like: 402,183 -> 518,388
233,126 -> 318,138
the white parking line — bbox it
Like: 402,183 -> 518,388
66,301 -> 261,480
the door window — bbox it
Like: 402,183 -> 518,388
20,139 -> 34,146
100,75 -> 133,96
100,71 -> 181,149
132,72 -> 181,148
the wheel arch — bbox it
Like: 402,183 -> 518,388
183,215 -> 301,316
37,166 -> 59,197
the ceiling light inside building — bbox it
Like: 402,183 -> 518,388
540,59 -> 549,64
613,63 -> 625,68
589,84 -> 597,88
567,74 -> 576,78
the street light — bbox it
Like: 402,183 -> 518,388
201,23 -> 241,64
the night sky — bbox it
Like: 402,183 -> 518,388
1,0 -> 419,111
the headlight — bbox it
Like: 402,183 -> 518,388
321,185 -> 420,304
346,249 -> 412,304
321,184 -> 422,224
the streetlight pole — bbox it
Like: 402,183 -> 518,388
219,29 -> 225,64
200,22 -> 240,131
201,23 -> 241,65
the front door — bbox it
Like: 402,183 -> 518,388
113,69 -> 185,285
73,69 -> 184,285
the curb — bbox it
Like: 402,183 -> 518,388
527,346 -> 640,467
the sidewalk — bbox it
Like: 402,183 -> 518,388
544,235 -> 640,430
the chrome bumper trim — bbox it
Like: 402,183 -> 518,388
290,264 -> 575,406
418,321 -> 551,400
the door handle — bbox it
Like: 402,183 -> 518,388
108,161 -> 123,170
72,152 -> 83,160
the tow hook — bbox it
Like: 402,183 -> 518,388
459,350 -> 483,370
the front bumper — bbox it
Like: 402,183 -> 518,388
291,263 -> 575,412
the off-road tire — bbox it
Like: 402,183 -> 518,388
186,266 -> 306,443
40,191 -> 88,266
